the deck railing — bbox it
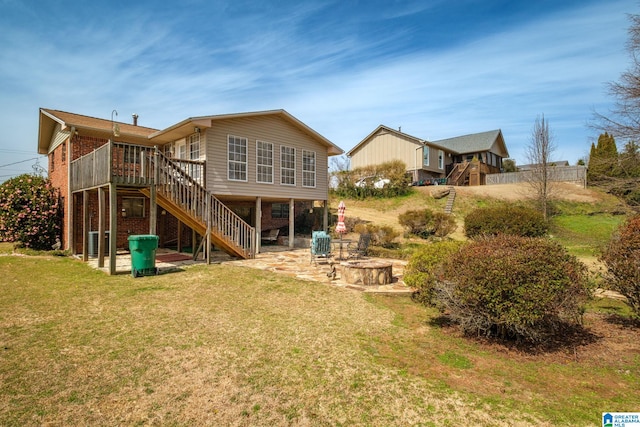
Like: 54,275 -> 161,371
70,141 -> 205,191
70,143 -> 112,191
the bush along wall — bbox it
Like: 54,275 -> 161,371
0,174 -> 62,250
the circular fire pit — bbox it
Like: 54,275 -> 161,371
341,260 -> 393,286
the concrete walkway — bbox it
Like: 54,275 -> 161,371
86,246 -> 413,295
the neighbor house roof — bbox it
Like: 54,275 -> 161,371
347,125 -> 448,157
517,160 -> 570,171
431,129 -> 509,157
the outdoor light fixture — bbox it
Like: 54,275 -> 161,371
112,109 -> 120,137
194,127 -> 201,133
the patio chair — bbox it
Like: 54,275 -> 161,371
261,228 -> 279,244
347,233 -> 371,259
310,232 -> 332,265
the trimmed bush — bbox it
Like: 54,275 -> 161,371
399,209 -> 434,237
600,215 -> 640,315
435,235 -> 590,342
353,223 -> 400,248
464,205 -> 548,238
399,209 -> 457,238
405,241 -> 465,305
0,174 -> 62,250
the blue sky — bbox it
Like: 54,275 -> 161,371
0,0 -> 636,179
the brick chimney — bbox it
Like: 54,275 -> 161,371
132,113 -> 138,126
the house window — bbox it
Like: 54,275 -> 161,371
438,150 -> 444,170
256,140 -> 273,184
281,146 -> 296,186
122,197 -> 145,218
423,146 -> 429,167
189,133 -> 200,160
272,203 -> 289,219
302,150 -> 316,187
178,143 -> 186,159
228,135 -> 248,181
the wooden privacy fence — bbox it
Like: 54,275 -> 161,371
486,166 -> 587,186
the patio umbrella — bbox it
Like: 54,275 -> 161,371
336,201 -> 347,258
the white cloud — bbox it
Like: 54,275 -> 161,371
0,0 -> 635,178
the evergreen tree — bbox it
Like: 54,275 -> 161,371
620,140 -> 640,177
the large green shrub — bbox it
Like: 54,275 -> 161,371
464,205 -> 548,238
404,241 -> 465,305
398,209 -> 456,238
435,235 -> 590,343
600,215 -> 640,315
0,174 -> 62,250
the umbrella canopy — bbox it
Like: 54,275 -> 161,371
335,200 -> 346,234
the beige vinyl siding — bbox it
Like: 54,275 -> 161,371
48,123 -> 71,154
350,131 -> 418,170
205,115 -> 329,201
350,131 -> 447,174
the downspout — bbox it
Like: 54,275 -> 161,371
66,126 -> 76,252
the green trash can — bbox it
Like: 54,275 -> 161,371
128,235 -> 159,277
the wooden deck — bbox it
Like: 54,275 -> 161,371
70,141 -> 255,266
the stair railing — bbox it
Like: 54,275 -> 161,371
153,149 -> 255,258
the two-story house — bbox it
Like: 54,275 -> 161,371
347,125 -> 509,186
38,108 -> 343,274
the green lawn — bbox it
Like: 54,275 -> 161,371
550,214 -> 625,257
1,248 -> 638,426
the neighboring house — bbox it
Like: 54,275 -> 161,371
38,108 -> 343,273
348,126 -> 509,186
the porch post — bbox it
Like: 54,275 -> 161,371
149,148 -> 158,235
177,221 -> 183,252
323,200 -> 328,232
255,197 -> 262,253
206,194 -> 211,265
149,186 -> 157,235
109,182 -> 117,275
82,191 -> 89,262
68,192 -> 75,253
289,198 -> 295,249
98,186 -> 106,268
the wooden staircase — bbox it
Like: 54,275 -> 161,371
446,162 -> 471,187
444,186 -> 456,214
141,151 -> 255,259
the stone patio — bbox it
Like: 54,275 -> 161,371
86,246 -> 413,295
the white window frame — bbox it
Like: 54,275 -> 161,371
256,140 -> 274,184
438,150 -> 444,170
281,146 -> 296,186
177,142 -> 186,159
302,150 -> 316,188
423,146 -> 430,167
228,135 -> 248,182
188,133 -> 201,160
